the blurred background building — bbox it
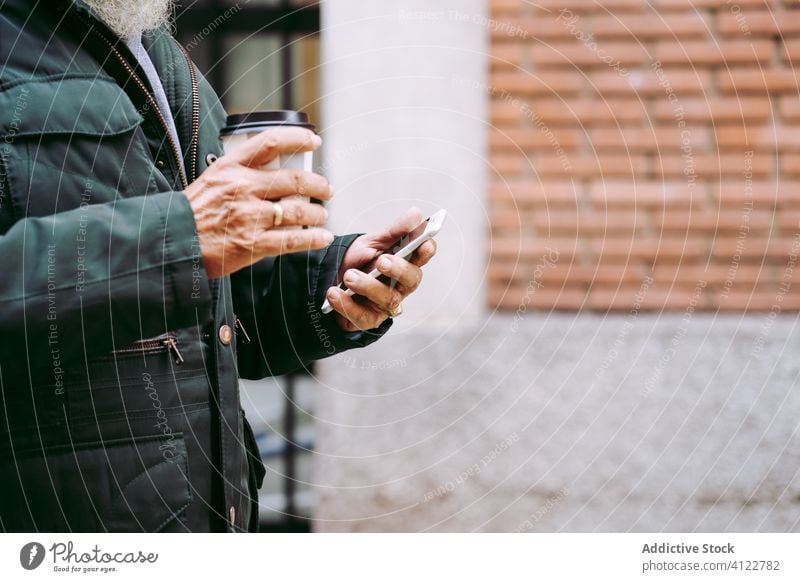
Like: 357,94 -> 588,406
176,0 -> 800,532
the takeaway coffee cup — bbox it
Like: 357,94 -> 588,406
220,110 -> 317,229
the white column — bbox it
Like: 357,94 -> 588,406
319,0 -> 488,327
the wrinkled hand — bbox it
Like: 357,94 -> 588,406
326,207 -> 438,332
184,127 -> 334,279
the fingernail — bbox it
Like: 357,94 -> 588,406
323,231 -> 334,244
312,134 -> 322,147
379,257 -> 391,271
344,270 -> 358,285
322,207 -> 329,221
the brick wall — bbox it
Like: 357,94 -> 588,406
487,0 -> 800,312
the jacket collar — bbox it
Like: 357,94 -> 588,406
56,0 -> 125,45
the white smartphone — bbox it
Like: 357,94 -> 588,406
321,208 -> 447,315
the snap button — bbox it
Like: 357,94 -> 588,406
219,324 -> 233,345
229,506 -> 236,526
155,159 -> 165,169
206,153 -> 218,165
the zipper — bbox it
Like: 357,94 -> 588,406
108,332 -> 185,365
234,318 -> 251,345
175,41 -> 201,183
80,14 -> 189,189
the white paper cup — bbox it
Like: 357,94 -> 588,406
220,110 -> 316,229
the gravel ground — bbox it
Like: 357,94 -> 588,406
312,312 -> 800,532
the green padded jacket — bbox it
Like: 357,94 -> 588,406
0,0 -> 390,532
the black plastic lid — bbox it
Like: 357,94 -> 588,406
221,110 -> 316,135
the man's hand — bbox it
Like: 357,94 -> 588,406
184,127 -> 334,279
325,208 -> 438,332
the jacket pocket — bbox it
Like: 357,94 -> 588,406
0,432 -> 192,532
0,75 -> 160,221
241,412 -> 266,532
242,412 -> 266,489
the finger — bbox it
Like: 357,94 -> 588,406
257,227 -> 334,256
375,254 -> 423,294
370,206 -> 424,246
409,239 -> 437,268
260,199 -> 328,228
226,126 -> 321,168
326,287 -> 387,331
247,167 -> 333,202
342,268 -> 404,313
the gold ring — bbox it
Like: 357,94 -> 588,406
386,303 -> 403,318
273,202 -> 284,227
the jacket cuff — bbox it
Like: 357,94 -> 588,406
150,191 -> 213,328
309,233 -> 393,353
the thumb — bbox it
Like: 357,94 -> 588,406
372,207 -> 424,246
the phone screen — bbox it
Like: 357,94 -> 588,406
321,210 -> 445,314
338,216 -> 431,292
362,217 -> 431,273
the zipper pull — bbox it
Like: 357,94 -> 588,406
163,337 -> 185,365
234,318 -> 251,345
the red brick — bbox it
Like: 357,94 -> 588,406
531,153 -> 649,177
591,237 -> 711,261
777,211 -> 800,232
529,209 -> 647,235
779,154 -> 800,176
488,263 -> 648,285
530,42 -> 646,68
489,181 -> 582,207
779,97 -> 800,122
514,0 -> 645,13
490,70 -> 583,96
716,125 -> 800,151
655,0 -> 777,10
490,153 -> 527,176
653,210 -> 775,233
713,181 -> 800,206
490,210 -> 526,231
489,237 -> 580,260
783,39 -> 800,63
654,40 -> 772,65
652,97 -> 773,122
591,68 -> 710,96
490,16 -> 581,40
589,126 -> 711,151
490,43 -> 524,69
592,13 -> 710,38
717,68 -> 800,94
712,236 -> 800,259
652,264 -> 767,285
590,181 -> 704,208
488,287 -> 589,311
655,153 -> 773,178
526,99 -> 647,125
589,288 -> 705,311
491,0 -> 525,15
490,127 -> 582,151
491,100 -> 524,125
714,291 -> 800,311
719,10 -> 800,37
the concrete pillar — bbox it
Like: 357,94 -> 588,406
319,0 -> 488,328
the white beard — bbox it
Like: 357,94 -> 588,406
83,0 -> 173,39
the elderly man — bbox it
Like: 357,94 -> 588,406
0,0 -> 436,532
